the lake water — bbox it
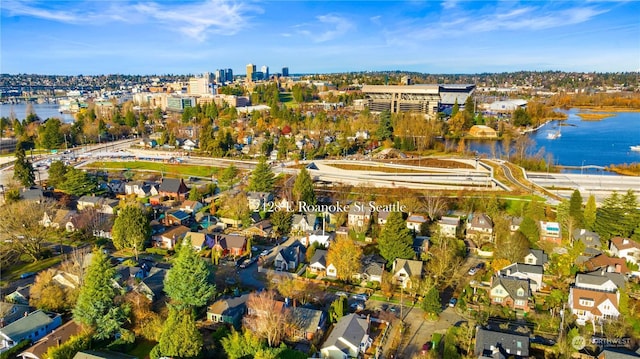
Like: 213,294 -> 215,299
0,102 -> 75,123
464,109 -> 640,168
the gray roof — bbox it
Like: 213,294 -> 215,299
0,310 -> 56,341
291,306 -> 324,334
310,249 -> 328,268
393,259 -> 423,278
159,178 -> 187,194
499,263 -> 543,277
577,270 -> 626,290
598,348 -> 640,359
322,314 -> 368,352
475,328 -> 529,358
363,262 -> 384,277
527,249 -> 548,265
573,229 -> 601,248
0,302 -> 31,326
491,276 -> 531,300
137,267 -> 167,300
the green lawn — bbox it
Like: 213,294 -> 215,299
2,256 -> 62,282
87,161 -> 223,178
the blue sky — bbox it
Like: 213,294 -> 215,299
1,0 -> 639,75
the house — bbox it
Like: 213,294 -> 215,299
184,231 -> 214,251
124,181 -> 159,198
584,253 -> 630,274
609,237 -> 640,265
320,314 -> 371,359
437,216 -> 460,238
244,220 -> 273,239
539,221 -> 561,244
377,210 -> 391,226
182,139 -> 198,151
466,213 -> 494,243
474,327 -> 529,359
413,237 -> 430,257
133,268 -> 167,303
107,179 -> 125,195
347,205 -> 372,231
0,302 -> 31,327
18,321 -> 82,359
76,196 -> 119,214
509,216 -> 523,232
0,311 -> 62,352
292,214 -> 318,233
392,259 -> 423,289
180,200 -> 203,214
274,242 -> 306,272
498,263 -> 544,292
72,350 -> 137,359
573,229 -> 602,251
212,234 -> 247,257
357,255 -> 386,284
4,286 -> 31,305
206,294 -> 249,329
289,306 -> 326,341
406,214 -> 428,233
41,209 -> 79,232
522,249 -> 548,267
300,230 -> 334,248
568,270 -> 624,323
21,187 -> 44,203
309,249 -> 329,275
154,225 -> 190,249
247,192 -> 273,211
489,276 -> 531,312
165,210 -> 191,226
158,178 -> 189,201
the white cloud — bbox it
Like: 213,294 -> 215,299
2,0 -> 260,41
313,14 -> 354,43
441,0 -> 458,10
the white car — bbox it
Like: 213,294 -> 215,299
260,250 -> 269,257
468,267 -> 478,276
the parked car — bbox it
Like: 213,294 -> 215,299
449,298 -> 458,307
352,294 -> 368,301
476,262 -> 486,270
239,259 -> 251,268
468,267 -> 478,275
350,301 -> 365,311
260,250 -> 270,257
335,291 -> 348,298
422,342 -> 432,352
20,272 -> 36,279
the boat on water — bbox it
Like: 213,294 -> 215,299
631,145 -> 640,152
546,129 -> 561,139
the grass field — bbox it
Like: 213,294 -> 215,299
1,256 -> 62,284
87,161 -> 223,177
329,163 -> 433,174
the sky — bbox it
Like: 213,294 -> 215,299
1,0 -> 639,75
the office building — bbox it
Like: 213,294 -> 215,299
188,76 -> 209,96
225,68 -> 233,82
246,63 -> 256,82
215,69 -> 226,83
282,67 -> 289,77
261,65 -> 269,80
361,84 -> 475,117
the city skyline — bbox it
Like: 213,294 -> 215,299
1,0 -> 639,76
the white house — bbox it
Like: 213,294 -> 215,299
320,314 -> 371,359
406,214 -> 428,233
300,230 -> 334,248
392,258 -> 423,289
437,216 -> 460,238
498,263 -> 544,292
568,270 -> 624,324
609,237 -> 640,265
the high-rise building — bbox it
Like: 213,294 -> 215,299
282,67 -> 289,77
188,76 -> 209,95
246,63 -> 256,82
215,69 -> 226,83
261,65 -> 269,80
225,68 -> 233,82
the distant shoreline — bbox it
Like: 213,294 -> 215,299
576,113 -> 616,121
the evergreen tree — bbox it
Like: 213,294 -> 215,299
518,216 -> 539,244
271,210 -> 293,237
595,190 -> 639,242
155,307 -> 203,359
377,211 -> 415,266
112,204 -> 151,260
38,118 -> 64,149
60,167 -> 96,196
421,286 -> 442,315
73,248 -> 126,340
568,190 -> 584,227
13,144 -> 35,187
292,168 -> 316,205
164,244 -> 215,310
47,160 -> 68,188
584,195 -> 597,231
248,157 -> 275,193
328,296 -> 347,323
451,99 -> 459,117
376,110 -> 393,141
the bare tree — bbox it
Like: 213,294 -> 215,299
425,231 -> 464,287
244,290 -> 290,347
421,193 -> 447,221
0,199 -> 59,262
